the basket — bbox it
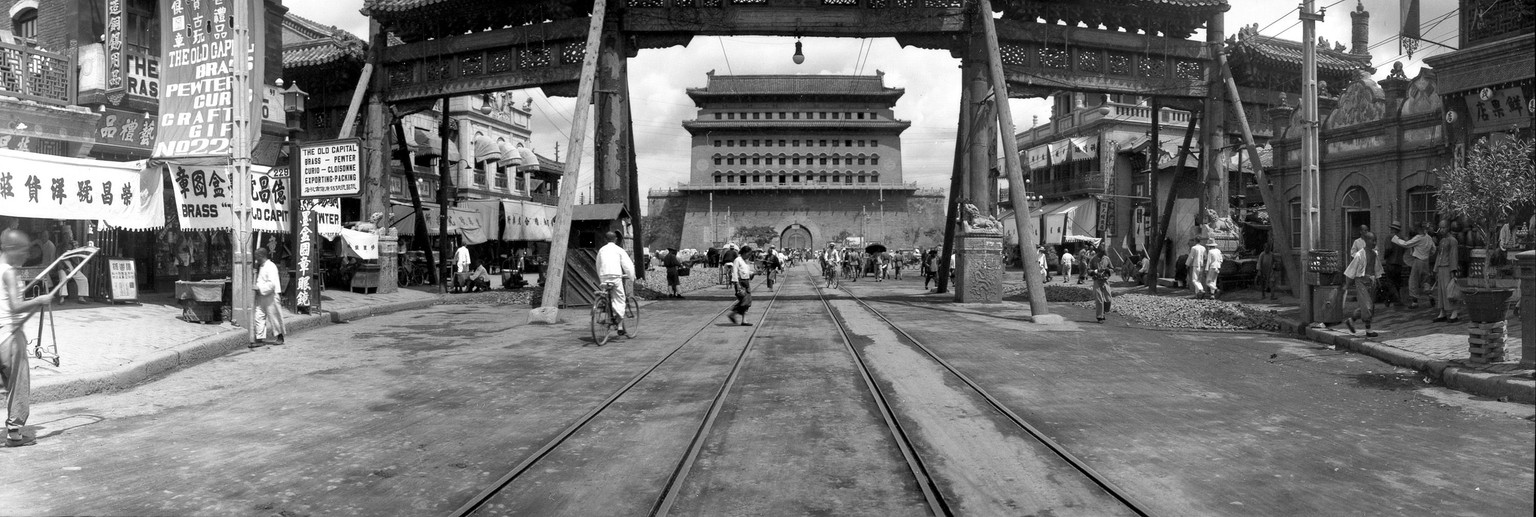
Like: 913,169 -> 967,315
1307,250 -> 1340,273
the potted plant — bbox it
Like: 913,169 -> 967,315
1433,133 -> 1536,322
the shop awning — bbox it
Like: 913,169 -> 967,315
412,128 -> 462,163
571,203 -> 630,222
501,199 -> 556,242
1031,198 -> 1098,245
389,202 -> 479,237
457,199 -> 500,245
1121,136 -> 1201,170
498,144 -> 538,168
472,135 -> 502,164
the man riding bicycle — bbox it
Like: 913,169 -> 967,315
821,244 -> 842,289
596,230 -> 636,336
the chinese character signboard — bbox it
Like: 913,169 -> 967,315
298,138 -> 362,197
154,0 -> 265,160
302,197 -> 342,239
107,258 -> 138,302
0,149 -> 165,230
170,164 -> 289,232
293,210 -> 320,313
105,0 -> 126,97
94,107 -> 157,152
1465,86 -> 1534,132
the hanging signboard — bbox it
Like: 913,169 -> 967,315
302,198 -> 342,239
104,0 -> 126,98
153,0 -> 265,160
298,138 -> 362,197
107,258 -> 138,302
1465,86 -> 1534,131
293,210 -> 320,313
0,149 -> 164,230
169,164 -> 289,232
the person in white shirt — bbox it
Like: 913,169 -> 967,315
727,246 -> 755,326
1059,250 -> 1074,283
454,243 -> 472,273
821,244 -> 841,289
251,248 -> 286,347
1348,225 -> 1369,257
595,231 -> 636,335
1342,232 -> 1384,337
1202,237 -> 1224,299
1391,222 -> 1436,309
1186,238 -> 1208,298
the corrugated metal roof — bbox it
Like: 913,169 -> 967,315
571,203 -> 629,222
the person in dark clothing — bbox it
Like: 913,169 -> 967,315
1380,221 -> 1406,307
663,248 -> 683,298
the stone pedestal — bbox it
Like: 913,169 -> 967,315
1518,251 -> 1534,368
954,232 -> 1004,303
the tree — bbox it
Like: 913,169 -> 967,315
1434,133 -> 1536,285
733,225 -> 779,247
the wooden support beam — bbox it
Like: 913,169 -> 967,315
936,85 -> 969,295
1148,110 -> 1200,289
533,0 -> 609,323
1221,53 -> 1301,298
977,0 -> 1050,319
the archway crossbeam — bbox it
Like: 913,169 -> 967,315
368,0 -> 1222,103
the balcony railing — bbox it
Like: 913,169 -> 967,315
0,42 -> 74,106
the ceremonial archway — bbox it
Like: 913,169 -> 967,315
359,0 -> 1225,314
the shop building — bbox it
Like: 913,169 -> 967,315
0,0 -> 290,297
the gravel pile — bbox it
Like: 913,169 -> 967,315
1094,293 -> 1284,331
1008,283 -> 1283,330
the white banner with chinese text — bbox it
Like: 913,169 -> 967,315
339,228 -> 378,260
0,149 -> 164,230
169,164 -> 290,232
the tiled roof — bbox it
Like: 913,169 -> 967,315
1231,27 -> 1372,73
692,74 -> 901,96
281,12 -> 366,69
282,39 -> 364,69
282,12 -> 341,43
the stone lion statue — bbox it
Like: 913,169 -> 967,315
961,203 -> 1003,235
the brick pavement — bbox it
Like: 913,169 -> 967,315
24,286 -> 438,401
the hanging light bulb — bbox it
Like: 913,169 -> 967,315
792,39 -> 805,65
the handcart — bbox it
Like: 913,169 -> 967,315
16,246 -> 99,367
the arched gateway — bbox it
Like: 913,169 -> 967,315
781,224 -> 812,250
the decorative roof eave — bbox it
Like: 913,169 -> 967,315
996,0 -> 1226,39
685,90 -> 905,104
682,120 -> 912,135
362,0 -> 595,43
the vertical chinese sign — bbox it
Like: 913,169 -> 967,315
294,210 -> 319,313
154,0 -> 264,161
105,0 -> 126,101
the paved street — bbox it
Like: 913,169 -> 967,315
1,268 -> 1532,516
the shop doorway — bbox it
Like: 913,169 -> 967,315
1341,186 -> 1370,253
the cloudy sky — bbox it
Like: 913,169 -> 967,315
287,1 -> 1457,213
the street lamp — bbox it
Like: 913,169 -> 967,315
278,79 -> 308,310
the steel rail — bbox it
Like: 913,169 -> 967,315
452,277 -> 775,517
837,285 -> 1155,517
649,276 -> 786,516
811,264 -> 953,517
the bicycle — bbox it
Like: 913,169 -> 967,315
590,281 -> 639,345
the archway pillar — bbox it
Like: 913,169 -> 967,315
952,38 -> 1004,304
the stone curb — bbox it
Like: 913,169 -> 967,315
33,297 -> 440,404
1277,318 -> 1535,404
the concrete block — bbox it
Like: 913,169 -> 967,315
529,307 -> 562,324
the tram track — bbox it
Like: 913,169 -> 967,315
816,265 -> 1153,516
451,277 -> 783,516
